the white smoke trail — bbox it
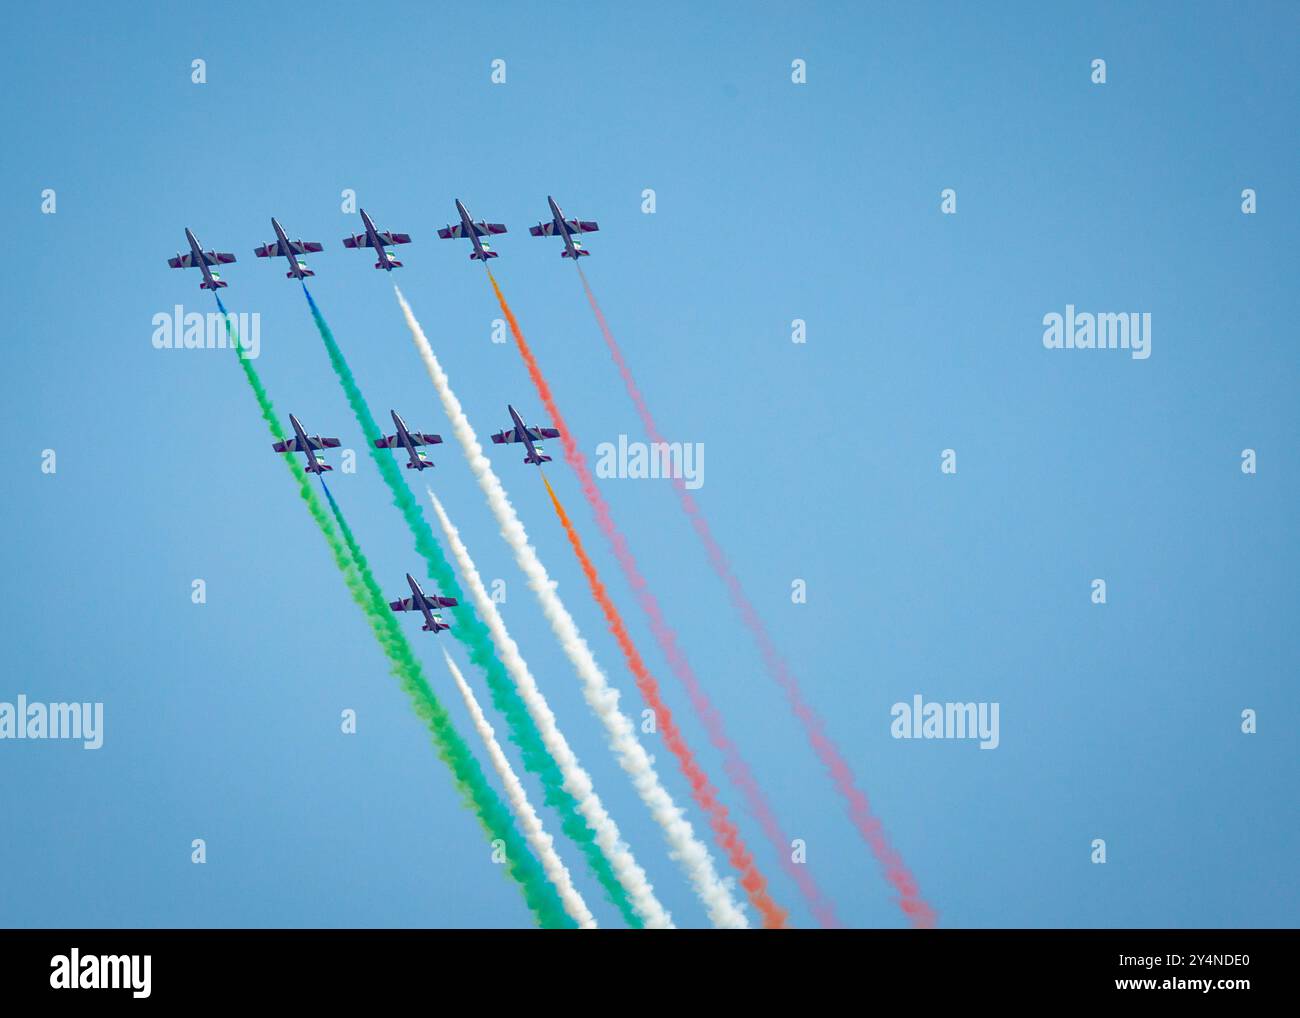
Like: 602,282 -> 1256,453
429,492 -> 672,930
396,287 -> 748,929
439,646 -> 597,929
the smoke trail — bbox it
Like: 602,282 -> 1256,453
574,269 -> 936,926
425,489 -> 671,930
438,646 -> 596,928
553,268 -> 845,926
300,285 -> 650,928
396,287 -> 748,929
536,472 -> 790,928
212,296 -> 572,928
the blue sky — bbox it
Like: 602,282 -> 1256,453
1,2 -> 1296,928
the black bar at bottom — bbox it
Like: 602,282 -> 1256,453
0,928 -> 1288,1004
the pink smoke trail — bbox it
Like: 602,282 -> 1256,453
577,266 -> 937,928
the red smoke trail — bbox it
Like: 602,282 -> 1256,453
488,270 -> 840,928
540,474 -> 789,929
574,268 -> 936,927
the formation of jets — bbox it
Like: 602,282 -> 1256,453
273,406 -> 560,476
269,405 -> 559,635
173,203 -> 579,640
166,197 -> 599,287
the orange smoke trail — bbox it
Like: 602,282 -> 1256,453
487,271 -> 794,924
574,267 -> 936,928
540,472 -> 789,929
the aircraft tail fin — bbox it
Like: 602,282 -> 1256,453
376,259 -> 403,270
470,250 -> 499,261
561,249 -> 591,259
289,268 -> 316,278
199,279 -> 228,290
307,462 -> 333,474
527,453 -> 553,465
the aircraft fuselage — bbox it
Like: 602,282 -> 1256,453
547,196 -> 580,258
289,414 -> 326,473
406,572 -> 445,631
508,404 -> 545,464
392,410 -> 427,470
271,217 -> 307,279
456,199 -> 490,260
185,228 -> 220,289
360,209 -> 396,269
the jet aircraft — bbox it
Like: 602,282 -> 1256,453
490,404 -> 561,466
373,409 -> 443,470
167,228 -> 236,290
438,199 -> 507,261
254,218 -> 324,280
528,196 -> 598,259
271,414 -> 341,474
342,208 -> 412,271
389,573 -> 458,633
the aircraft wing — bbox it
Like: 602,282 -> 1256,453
378,231 -> 411,246
342,234 -> 367,248
260,239 -> 319,256
376,432 -> 440,449
490,429 -> 518,445
389,597 -> 416,612
537,427 -> 561,439
433,596 -> 459,608
440,223 -> 506,238
272,436 -> 340,453
530,219 -> 597,237
170,250 -> 235,267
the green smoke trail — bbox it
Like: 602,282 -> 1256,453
215,296 -> 573,929
301,286 -> 642,927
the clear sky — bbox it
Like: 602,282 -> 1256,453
1,2 -> 1296,929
